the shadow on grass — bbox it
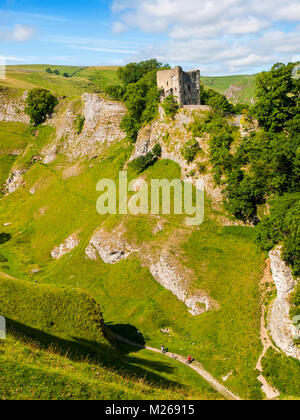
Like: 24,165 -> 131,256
106,323 -> 146,347
6,318 -> 180,391
0,233 -> 11,244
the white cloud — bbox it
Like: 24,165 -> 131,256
0,24 -> 35,41
10,24 -> 35,41
112,0 -> 300,74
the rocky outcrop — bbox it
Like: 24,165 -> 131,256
4,170 -> 25,194
85,227 -> 138,264
269,246 -> 300,360
43,94 -> 127,162
51,234 -> 80,260
149,251 -> 215,316
130,106 -> 223,207
0,91 -> 29,123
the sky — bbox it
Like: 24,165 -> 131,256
0,0 -> 299,75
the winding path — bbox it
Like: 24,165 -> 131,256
255,260 -> 280,400
113,333 -> 241,401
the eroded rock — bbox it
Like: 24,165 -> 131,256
5,170 -> 25,194
85,227 -> 137,264
51,234 -> 80,260
269,246 -> 300,360
149,251 -> 215,316
0,91 -> 29,123
130,106 -> 223,207
43,94 -> 127,162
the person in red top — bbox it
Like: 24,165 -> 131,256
187,355 -> 193,364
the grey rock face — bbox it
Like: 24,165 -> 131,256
51,234 -> 80,260
85,227 -> 137,264
149,251 -> 213,316
5,170 -> 25,194
269,246 -> 300,360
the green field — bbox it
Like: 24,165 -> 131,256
0,120 -> 267,399
1,65 -> 120,97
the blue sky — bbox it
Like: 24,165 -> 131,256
0,0 -> 299,75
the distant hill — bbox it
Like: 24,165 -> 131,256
1,65 -> 257,104
202,74 -> 257,105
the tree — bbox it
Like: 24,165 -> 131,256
118,59 -> 169,87
256,193 -> 300,276
254,62 -> 299,132
206,89 -> 233,115
45,68 -> 53,74
63,73 -> 69,78
105,85 -> 125,101
121,69 -> 161,141
25,88 -> 58,126
53,69 -> 60,75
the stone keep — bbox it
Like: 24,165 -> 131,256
157,66 -> 201,105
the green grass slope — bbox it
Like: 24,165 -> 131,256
202,74 -> 257,104
0,122 -> 33,191
1,65 -> 120,97
0,120 -> 266,399
0,275 -> 221,400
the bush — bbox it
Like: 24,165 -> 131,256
262,348 -> 300,397
25,88 -> 58,126
205,89 -> 234,115
181,139 -> 200,163
162,95 -> 179,119
256,193 -> 300,276
63,73 -> 69,78
105,85 -> 125,101
45,68 -> 53,74
53,70 -> 60,75
74,115 -> 85,135
129,144 -> 161,173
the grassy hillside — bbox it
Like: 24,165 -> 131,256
202,74 -> 257,105
1,65 -> 120,97
0,118 -> 266,399
262,349 -> 300,400
0,122 -> 33,191
0,274 -> 221,400
0,334 -> 221,400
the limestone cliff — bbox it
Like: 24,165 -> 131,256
42,93 -> 127,162
269,246 -> 300,360
130,106 -> 223,207
0,90 -> 29,124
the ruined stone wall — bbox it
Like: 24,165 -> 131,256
157,66 -> 200,105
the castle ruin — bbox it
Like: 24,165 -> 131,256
157,66 -> 201,106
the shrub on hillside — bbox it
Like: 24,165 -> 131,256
74,115 -> 85,134
162,95 -> 179,119
105,85 -> 125,101
129,144 -> 162,173
206,89 -> 234,115
25,88 -> 58,126
181,138 -> 200,163
256,193 -> 300,276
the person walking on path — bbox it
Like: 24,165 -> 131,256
186,355 -> 193,364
